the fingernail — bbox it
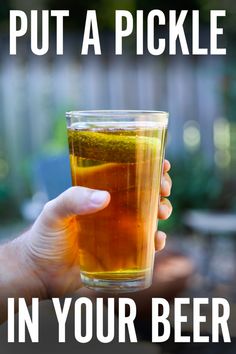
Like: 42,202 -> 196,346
162,179 -> 169,189
159,204 -> 169,215
159,232 -> 166,241
90,191 -> 109,206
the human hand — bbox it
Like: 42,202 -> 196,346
0,159 -> 172,324
156,159 -> 172,250
20,159 -> 172,299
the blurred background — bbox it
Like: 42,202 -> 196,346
0,0 -> 235,352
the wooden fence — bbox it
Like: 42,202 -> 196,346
0,53 -> 225,202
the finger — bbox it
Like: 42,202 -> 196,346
158,198 -> 172,220
163,159 -> 171,173
155,231 -> 166,251
42,186 -> 111,220
160,173 -> 172,197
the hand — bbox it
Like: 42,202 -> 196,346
156,159 -> 172,250
0,160 -> 172,304
25,159 -> 172,297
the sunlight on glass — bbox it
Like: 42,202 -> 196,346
183,121 -> 201,151
213,118 -> 230,149
214,118 -> 231,169
214,150 -> 231,168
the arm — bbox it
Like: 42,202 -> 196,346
0,160 -> 172,324
0,233 -> 46,323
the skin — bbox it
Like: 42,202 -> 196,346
0,160 -> 172,324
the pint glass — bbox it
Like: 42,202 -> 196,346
66,110 -> 168,292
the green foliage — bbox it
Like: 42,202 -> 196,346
160,153 -> 223,232
0,183 -> 19,222
172,156 -> 222,209
43,114 -> 68,155
222,63 -> 236,122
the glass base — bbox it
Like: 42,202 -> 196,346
81,273 -> 152,293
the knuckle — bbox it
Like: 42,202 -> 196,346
163,186 -> 171,197
165,173 -> 172,185
66,186 -> 76,197
41,199 -> 55,215
161,198 -> 173,214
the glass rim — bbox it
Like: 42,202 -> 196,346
66,110 -> 169,119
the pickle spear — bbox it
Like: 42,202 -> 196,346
68,130 -> 161,163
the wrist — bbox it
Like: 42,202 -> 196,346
0,231 -> 48,304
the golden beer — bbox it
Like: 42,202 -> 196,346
66,111 -> 168,292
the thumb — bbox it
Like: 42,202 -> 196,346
39,186 -> 110,224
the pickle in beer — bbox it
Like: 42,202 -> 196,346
67,111 -> 168,292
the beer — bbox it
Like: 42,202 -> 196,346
67,115 -> 167,292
